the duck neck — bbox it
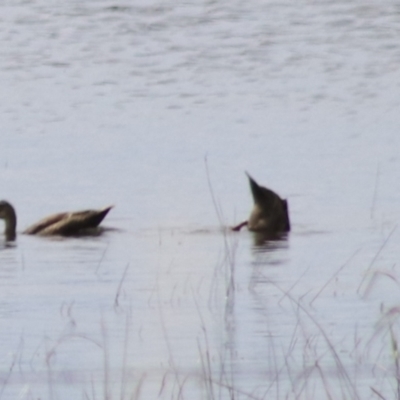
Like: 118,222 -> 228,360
4,208 -> 17,241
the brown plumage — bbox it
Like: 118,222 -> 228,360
0,200 -> 113,241
232,173 -> 290,234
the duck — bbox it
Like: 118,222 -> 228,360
232,173 -> 290,233
0,200 -> 113,241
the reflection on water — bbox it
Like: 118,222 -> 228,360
0,241 -> 17,251
251,231 -> 290,249
1,0 -> 400,398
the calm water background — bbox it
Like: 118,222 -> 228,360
1,0 -> 400,399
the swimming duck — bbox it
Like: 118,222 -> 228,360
0,200 -> 113,241
232,173 -> 290,233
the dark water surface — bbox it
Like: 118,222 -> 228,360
1,0 -> 400,399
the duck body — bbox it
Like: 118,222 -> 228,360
247,173 -> 290,233
23,206 -> 113,236
232,173 -> 290,234
0,200 -> 113,241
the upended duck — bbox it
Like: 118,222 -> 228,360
232,173 -> 290,233
0,200 -> 113,241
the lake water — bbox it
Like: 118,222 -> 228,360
1,0 -> 400,399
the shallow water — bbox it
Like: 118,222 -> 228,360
1,0 -> 400,399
